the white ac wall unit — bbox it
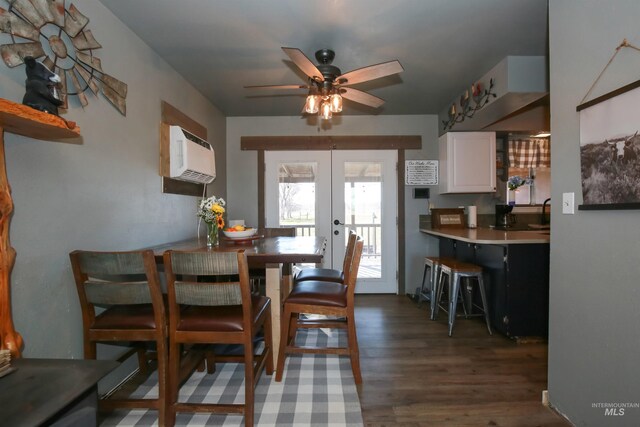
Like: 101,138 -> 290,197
169,125 -> 216,184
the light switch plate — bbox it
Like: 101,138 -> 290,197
562,192 -> 575,214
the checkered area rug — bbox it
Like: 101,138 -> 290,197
100,328 -> 363,426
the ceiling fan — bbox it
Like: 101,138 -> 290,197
245,47 -> 404,119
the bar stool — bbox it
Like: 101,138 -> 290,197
432,259 -> 492,336
416,257 -> 451,319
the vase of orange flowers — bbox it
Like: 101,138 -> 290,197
197,195 -> 225,247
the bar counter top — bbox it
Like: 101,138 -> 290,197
420,227 -> 550,245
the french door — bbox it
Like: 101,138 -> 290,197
265,150 -> 397,294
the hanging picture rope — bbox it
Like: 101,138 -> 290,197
580,38 -> 640,105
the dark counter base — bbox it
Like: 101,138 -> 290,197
440,239 -> 549,338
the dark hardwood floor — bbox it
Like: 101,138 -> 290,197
355,295 -> 571,427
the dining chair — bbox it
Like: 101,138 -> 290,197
163,249 -> 273,427
257,227 -> 297,238
293,229 -> 356,284
69,249 -> 168,425
276,235 -> 364,384
249,227 -> 297,294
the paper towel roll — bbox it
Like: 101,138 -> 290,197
468,206 -> 477,228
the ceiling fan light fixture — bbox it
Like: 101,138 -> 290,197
330,93 -> 343,113
305,94 -> 320,114
248,47 -> 404,119
320,100 -> 333,120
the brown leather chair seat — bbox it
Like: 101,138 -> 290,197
177,296 -> 270,332
286,281 -> 347,308
92,304 -> 158,330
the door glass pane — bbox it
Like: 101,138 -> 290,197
277,162 -> 316,236
344,162 -> 382,278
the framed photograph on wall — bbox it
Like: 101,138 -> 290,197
577,79 -> 640,210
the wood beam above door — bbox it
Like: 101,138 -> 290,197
241,135 -> 421,151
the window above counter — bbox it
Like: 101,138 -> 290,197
495,132 -> 551,205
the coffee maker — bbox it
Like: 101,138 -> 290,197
495,204 -> 516,228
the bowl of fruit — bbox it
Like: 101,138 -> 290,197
222,225 -> 258,239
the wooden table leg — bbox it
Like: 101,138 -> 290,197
0,129 -> 23,358
264,263 -> 282,370
281,263 -> 293,298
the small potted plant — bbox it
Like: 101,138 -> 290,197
507,175 -> 532,205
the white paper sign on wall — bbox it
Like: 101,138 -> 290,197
405,160 -> 438,185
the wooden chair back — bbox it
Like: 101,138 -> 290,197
251,228 -> 296,292
70,249 -> 166,337
345,235 -> 364,291
259,227 -> 297,237
163,250 -> 253,331
69,249 -> 167,424
342,230 -> 358,273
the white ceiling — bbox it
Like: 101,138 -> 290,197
98,0 -> 548,117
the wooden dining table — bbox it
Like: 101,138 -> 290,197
147,235 -> 326,369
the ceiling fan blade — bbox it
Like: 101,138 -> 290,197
244,84 -> 308,90
340,87 -> 385,109
281,47 -> 324,82
337,60 -> 404,86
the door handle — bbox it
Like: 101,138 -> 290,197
333,219 -> 344,225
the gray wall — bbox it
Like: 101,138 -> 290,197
548,1 -> 640,425
0,0 -> 226,358
226,115 -> 498,294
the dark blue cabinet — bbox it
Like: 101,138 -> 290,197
440,239 -> 550,338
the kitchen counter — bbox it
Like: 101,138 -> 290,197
420,227 -> 550,244
420,225 -> 549,338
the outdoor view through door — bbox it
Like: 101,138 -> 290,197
265,150 -> 397,293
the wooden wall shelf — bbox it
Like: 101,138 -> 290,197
0,98 -> 82,358
0,99 -> 81,142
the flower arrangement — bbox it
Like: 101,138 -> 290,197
197,195 -> 225,246
507,175 -> 532,191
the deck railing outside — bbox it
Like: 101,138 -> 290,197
289,224 -> 381,260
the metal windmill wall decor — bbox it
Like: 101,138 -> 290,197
0,0 -> 127,115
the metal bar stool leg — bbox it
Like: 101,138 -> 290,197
477,274 -> 492,335
416,260 -> 429,307
429,263 -> 441,319
459,277 -> 471,318
448,271 -> 461,337
432,266 -> 446,321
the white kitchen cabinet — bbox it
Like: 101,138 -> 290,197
439,132 -> 496,193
